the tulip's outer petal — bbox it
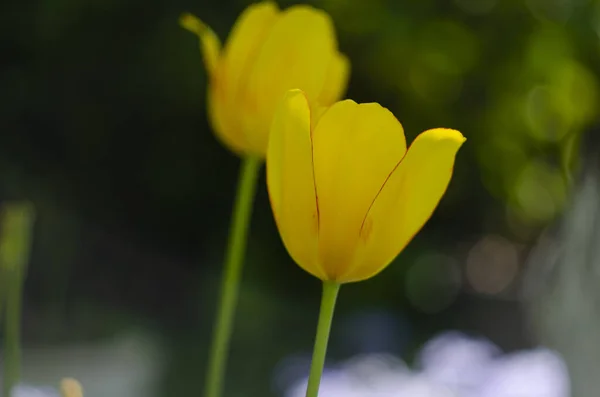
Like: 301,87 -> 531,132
312,100 -> 406,281
310,104 -> 330,131
208,1 -> 280,155
345,128 -> 466,282
318,53 -> 350,106
207,76 -> 247,154
179,13 -> 221,77
244,5 -> 337,155
221,1 -> 280,106
267,90 -> 324,279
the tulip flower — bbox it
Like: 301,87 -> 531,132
180,1 -> 349,157
267,89 -> 465,283
266,89 -> 465,397
179,3 -> 349,397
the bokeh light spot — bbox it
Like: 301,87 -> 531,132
466,235 -> 519,295
526,85 -> 566,142
512,159 -> 567,223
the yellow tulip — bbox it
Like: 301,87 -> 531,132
267,89 -> 466,283
180,1 -> 349,157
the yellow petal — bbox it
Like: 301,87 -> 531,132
310,104 -> 330,132
267,90 -> 323,279
179,13 -> 221,77
207,78 -> 247,154
345,128 -> 466,282
318,53 -> 350,106
182,3 -> 280,157
312,101 -> 406,281
221,1 -> 280,104
243,5 -> 338,154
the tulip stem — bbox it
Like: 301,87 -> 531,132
204,155 -> 262,397
0,271 -> 5,397
3,266 -> 24,397
1,203 -> 34,397
305,281 -> 340,397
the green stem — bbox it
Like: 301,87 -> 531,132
3,266 -> 24,397
305,281 -> 341,397
204,155 -> 262,397
0,268 -> 4,332
0,271 -> 4,397
0,203 -> 34,397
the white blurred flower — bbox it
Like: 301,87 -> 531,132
417,331 -> 500,392
281,331 -> 570,397
285,353 -> 459,397
387,375 -> 460,397
10,384 -> 59,397
474,348 -> 570,397
7,377 -> 83,397
286,368 -> 459,397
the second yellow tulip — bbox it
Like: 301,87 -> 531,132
181,1 -> 349,157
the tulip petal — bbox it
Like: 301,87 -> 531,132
207,78 -> 247,154
179,13 -> 245,153
312,101 -> 407,281
203,2 -> 280,155
345,128 -> 466,282
267,90 -> 323,279
221,1 -> 280,104
318,53 -> 350,106
179,13 -> 221,77
244,5 -> 338,153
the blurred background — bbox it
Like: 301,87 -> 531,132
2,0 -> 600,395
